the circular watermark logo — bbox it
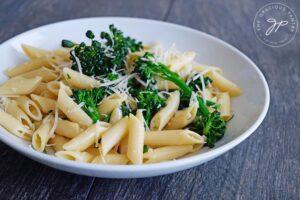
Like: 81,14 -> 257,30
253,3 -> 298,47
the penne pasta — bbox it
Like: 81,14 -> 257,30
5,57 -> 53,77
63,122 -> 110,151
30,94 -> 56,113
101,117 -> 129,155
57,88 -> 93,126
143,145 -> 193,163
55,151 -> 94,163
165,104 -> 198,129
150,91 -> 180,131
5,99 -> 34,130
144,130 -> 205,146
16,67 -> 59,82
55,118 -> 81,138
206,70 -> 242,96
0,110 -> 32,140
63,67 -> 100,89
109,106 -> 123,125
217,92 -> 232,121
98,93 -> 127,115
0,77 -> 42,95
22,44 -> 50,59
32,116 -> 54,152
15,96 -> 42,121
156,77 -> 178,90
127,114 -> 144,164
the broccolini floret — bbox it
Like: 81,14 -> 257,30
62,25 -> 143,78
72,87 -> 107,123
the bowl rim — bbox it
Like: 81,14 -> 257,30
0,17 -> 270,173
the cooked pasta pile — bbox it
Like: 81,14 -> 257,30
0,25 -> 242,165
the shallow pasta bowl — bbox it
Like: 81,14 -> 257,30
0,17 -> 270,178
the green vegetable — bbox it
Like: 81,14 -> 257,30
143,145 -> 149,153
61,39 -> 76,48
136,89 -> 166,126
134,52 -> 192,94
133,53 -> 226,147
100,24 -> 143,70
63,25 -> 143,78
72,88 -> 107,123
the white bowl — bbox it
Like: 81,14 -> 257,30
0,17 -> 270,178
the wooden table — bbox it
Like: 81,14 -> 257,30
0,0 -> 299,199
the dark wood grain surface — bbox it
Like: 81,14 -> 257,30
0,0 -> 299,199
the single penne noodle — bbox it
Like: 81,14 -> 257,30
98,93 -> 127,115
143,145 -> 193,164
92,154 -> 129,165
0,76 -> 42,95
63,67 -> 100,89
16,67 -> 59,82
168,51 -> 196,72
127,114 -> 144,164
109,106 -> 123,125
192,64 -> 223,74
5,57 -> 53,77
217,92 -> 232,121
22,44 -> 50,59
101,117 -> 129,155
5,99 -> 33,130
165,104 -> 198,129
144,130 -> 204,146
156,77 -> 178,90
63,122 -> 110,151
49,135 -> 70,151
206,70 -> 242,96
0,110 -> 32,140
55,118 -> 81,138
57,88 -> 93,126
15,96 -> 42,121
40,89 -> 57,99
119,136 -> 128,154
32,82 -> 47,95
150,90 -> 180,131
55,151 -> 94,163
47,81 -> 72,96
32,116 -> 53,152
30,94 -> 56,113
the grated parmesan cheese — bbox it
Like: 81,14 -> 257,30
71,50 -> 83,74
